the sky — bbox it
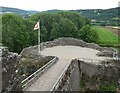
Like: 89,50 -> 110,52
0,0 -> 120,11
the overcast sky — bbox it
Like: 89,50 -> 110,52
0,0 -> 120,11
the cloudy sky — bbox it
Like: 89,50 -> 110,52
0,0 -> 120,11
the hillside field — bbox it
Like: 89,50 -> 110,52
91,26 -> 120,47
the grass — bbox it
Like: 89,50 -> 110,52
80,80 -> 85,91
100,83 -> 117,92
91,26 -> 120,47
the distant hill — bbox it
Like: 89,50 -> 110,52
0,7 -> 39,17
74,7 -> 119,20
73,7 -> 120,26
43,9 -> 61,13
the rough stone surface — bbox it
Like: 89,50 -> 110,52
1,47 -> 22,92
79,60 -> 118,82
78,60 -> 118,91
66,59 -> 80,91
97,51 -> 117,57
20,37 -> 116,58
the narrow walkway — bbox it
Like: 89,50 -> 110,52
25,58 -> 71,91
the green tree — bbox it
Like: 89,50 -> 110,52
41,26 -> 47,42
24,19 -> 38,46
78,25 -> 98,43
2,14 -> 31,53
50,22 -> 60,40
58,18 -> 78,38
51,18 -> 78,39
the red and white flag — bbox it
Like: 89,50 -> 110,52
34,21 -> 40,30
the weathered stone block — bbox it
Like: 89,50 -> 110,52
1,47 -> 22,92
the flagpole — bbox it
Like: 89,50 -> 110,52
38,20 -> 40,54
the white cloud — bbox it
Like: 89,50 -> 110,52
0,0 -> 119,11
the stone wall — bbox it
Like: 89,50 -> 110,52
79,60 -> 118,82
55,59 -> 119,92
20,37 -> 116,57
1,47 -> 22,92
79,60 -> 118,91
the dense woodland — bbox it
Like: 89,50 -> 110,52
2,11 -> 99,53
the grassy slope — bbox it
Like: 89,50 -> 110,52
91,26 -> 120,46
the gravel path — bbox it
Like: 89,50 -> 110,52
41,46 -> 108,61
25,46 -> 108,91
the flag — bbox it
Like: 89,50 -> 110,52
34,21 -> 39,30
